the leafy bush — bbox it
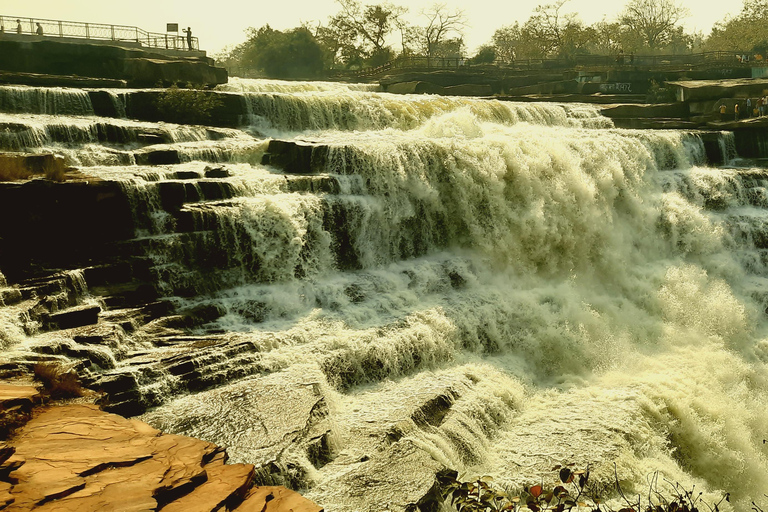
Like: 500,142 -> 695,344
646,80 -> 677,104
438,464 -> 729,512
238,25 -> 326,78
155,84 -> 222,125
43,154 -> 67,182
469,46 -> 497,65
33,362 -> 84,399
0,153 -> 67,182
0,155 -> 31,181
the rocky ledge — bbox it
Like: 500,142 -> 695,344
0,383 -> 323,512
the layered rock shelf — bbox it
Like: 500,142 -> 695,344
0,39 -> 227,88
0,384 -> 323,511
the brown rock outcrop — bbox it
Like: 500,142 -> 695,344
1,403 -> 324,512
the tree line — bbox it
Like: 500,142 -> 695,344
214,0 -> 768,78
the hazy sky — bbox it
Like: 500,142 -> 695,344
2,0 -> 744,56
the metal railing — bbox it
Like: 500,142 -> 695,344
0,15 -> 199,51
339,50 -> 756,79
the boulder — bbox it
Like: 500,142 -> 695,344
140,367 -> 335,488
386,81 -> 445,95
307,439 -> 444,512
203,165 -> 232,178
262,140 -> 329,174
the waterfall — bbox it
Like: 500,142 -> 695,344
719,131 -> 738,164
240,90 -> 613,134
1,79 -> 767,511
0,85 -> 94,116
218,77 -> 382,93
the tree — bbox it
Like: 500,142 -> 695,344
619,0 -> 689,51
590,19 -> 626,55
468,45 -> 496,64
521,1 -> 594,57
327,0 -> 405,67
420,4 -> 468,59
491,24 -> 522,64
704,0 -> 768,52
523,0 -> 572,55
237,25 -> 325,78
394,17 -> 422,56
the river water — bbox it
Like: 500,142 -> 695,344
1,78 -> 767,511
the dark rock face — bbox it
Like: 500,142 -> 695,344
0,39 -> 227,88
121,89 -> 245,127
262,140 -> 329,174
47,305 -> 101,330
0,179 -> 134,281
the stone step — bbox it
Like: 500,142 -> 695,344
45,305 -> 101,331
261,139 -> 329,174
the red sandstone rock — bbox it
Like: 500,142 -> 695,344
0,384 -> 41,410
162,463 -> 254,512
0,403 -> 323,512
236,486 -> 324,512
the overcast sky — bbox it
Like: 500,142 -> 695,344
1,0 -> 744,57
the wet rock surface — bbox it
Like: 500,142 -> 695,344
0,385 -> 323,512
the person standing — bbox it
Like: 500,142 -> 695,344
719,103 -> 727,122
747,97 -> 752,118
184,27 -> 192,50
35,23 -> 43,36
735,102 -> 740,122
16,19 -> 22,34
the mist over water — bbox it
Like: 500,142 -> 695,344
2,78 -> 768,510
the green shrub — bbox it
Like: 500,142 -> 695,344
0,153 -> 67,182
155,83 -> 222,125
43,155 -> 67,182
0,155 -> 32,181
438,464 -> 729,512
646,80 -> 677,104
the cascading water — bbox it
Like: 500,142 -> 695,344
1,78 -> 768,511
0,85 -> 95,116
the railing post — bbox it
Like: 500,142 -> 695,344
85,23 -> 89,39
135,27 -> 139,42
58,21 -> 62,37
110,25 -> 115,40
